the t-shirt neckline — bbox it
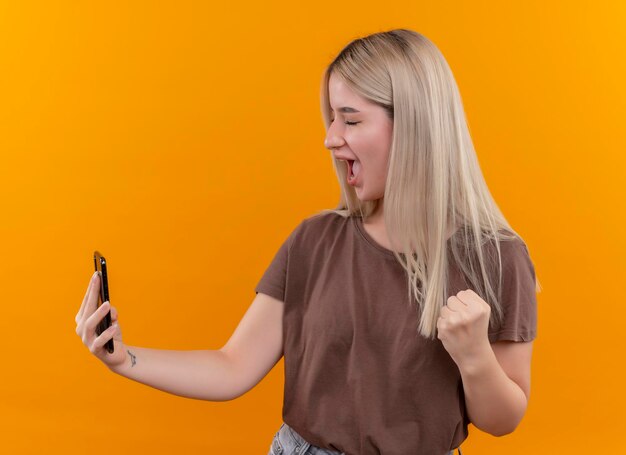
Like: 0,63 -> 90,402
352,215 -> 397,258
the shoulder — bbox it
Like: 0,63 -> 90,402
303,209 -> 348,225
286,210 -> 351,255
496,234 -> 534,275
298,209 -> 350,236
484,232 -> 537,297
451,227 -> 533,269
477,229 -> 533,268
454,229 -> 535,290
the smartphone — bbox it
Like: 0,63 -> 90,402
93,250 -> 114,353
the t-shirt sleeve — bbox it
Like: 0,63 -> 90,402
254,221 -> 302,302
488,240 -> 538,343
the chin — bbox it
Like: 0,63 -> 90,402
355,190 -> 382,201
355,191 -> 372,201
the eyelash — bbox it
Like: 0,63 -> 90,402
330,119 -> 360,126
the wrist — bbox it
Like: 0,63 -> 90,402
108,345 -> 133,376
457,340 -> 496,377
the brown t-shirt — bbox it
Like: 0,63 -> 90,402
255,211 -> 537,455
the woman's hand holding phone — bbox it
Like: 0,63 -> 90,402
75,272 -> 127,371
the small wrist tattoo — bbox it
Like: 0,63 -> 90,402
127,349 -> 137,367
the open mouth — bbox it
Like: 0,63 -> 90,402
346,159 -> 360,185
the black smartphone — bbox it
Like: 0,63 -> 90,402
93,250 -> 114,354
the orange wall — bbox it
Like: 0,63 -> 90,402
1,1 -> 624,453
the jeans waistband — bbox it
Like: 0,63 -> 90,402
272,422 -> 463,455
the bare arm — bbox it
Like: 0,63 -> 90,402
460,340 -> 533,436
109,347 -> 238,402
108,292 -> 284,402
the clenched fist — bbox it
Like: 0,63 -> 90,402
437,289 -> 492,367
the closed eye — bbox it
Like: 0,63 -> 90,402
330,118 -> 360,126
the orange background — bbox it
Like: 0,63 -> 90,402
1,1 -> 624,453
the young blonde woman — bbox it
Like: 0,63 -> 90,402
75,29 -> 539,455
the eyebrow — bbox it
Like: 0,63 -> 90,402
330,106 -> 361,113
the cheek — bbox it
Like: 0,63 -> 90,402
350,127 -> 392,179
365,144 -> 391,178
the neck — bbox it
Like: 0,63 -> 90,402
364,198 -> 459,241
368,198 -> 384,225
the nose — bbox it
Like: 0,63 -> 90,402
324,126 -> 345,150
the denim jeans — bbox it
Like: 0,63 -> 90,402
268,422 -> 463,455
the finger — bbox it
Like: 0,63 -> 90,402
446,296 -> 465,311
90,324 -> 117,354
455,290 -> 474,306
84,273 -> 103,320
84,304 -> 114,348
436,317 -> 446,338
77,272 -> 99,322
439,304 -> 451,319
110,306 -> 118,322
85,300 -> 110,333
78,271 -> 99,321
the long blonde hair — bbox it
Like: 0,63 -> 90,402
317,29 -> 542,339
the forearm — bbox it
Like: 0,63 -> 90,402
458,345 -> 528,436
109,345 -> 239,402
